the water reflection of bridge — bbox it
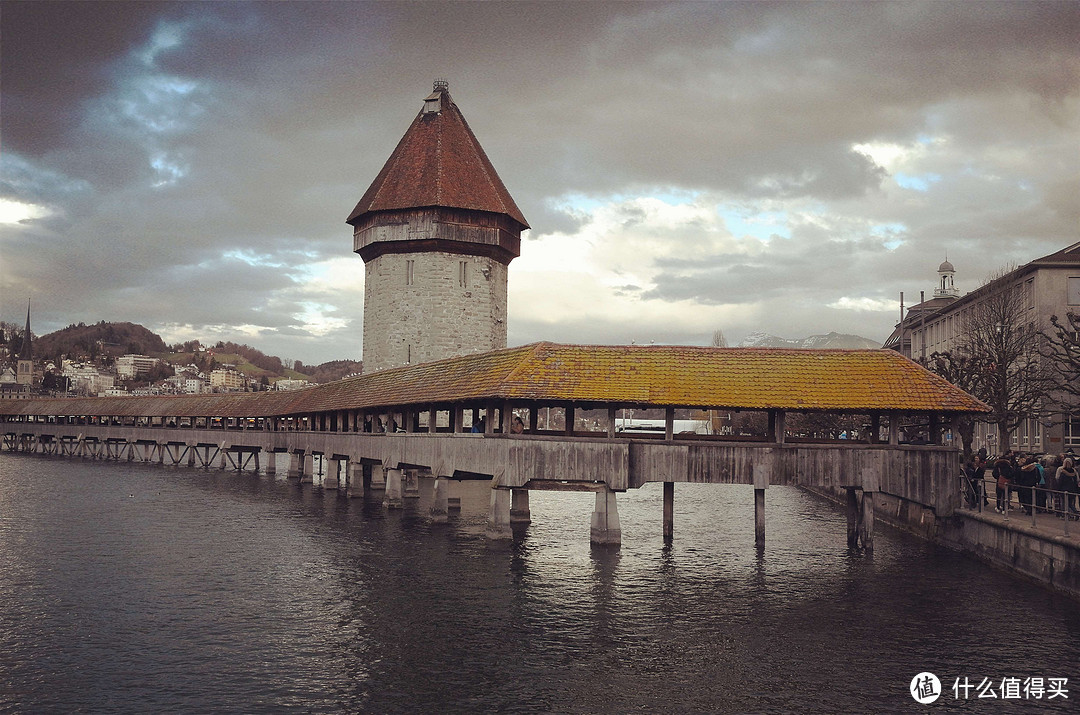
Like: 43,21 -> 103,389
1,342 -> 987,550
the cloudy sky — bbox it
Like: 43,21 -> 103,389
2,1 -> 1077,364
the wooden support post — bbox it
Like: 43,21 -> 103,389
529,406 -> 539,433
510,488 -> 531,524
846,487 -> 858,548
859,491 -> 875,552
870,414 -> 881,444
753,450 -> 771,550
858,469 -> 879,552
929,413 -> 940,445
663,481 -> 674,540
774,410 -> 786,445
485,404 -> 495,435
590,486 -> 622,545
889,412 -> 900,445
665,407 -> 675,441
501,401 -> 513,434
383,468 -> 404,509
487,487 -> 512,539
429,405 -> 438,434
565,405 -> 575,436
608,407 -> 617,438
754,488 -> 766,550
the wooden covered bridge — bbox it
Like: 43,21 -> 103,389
1,342 -> 988,549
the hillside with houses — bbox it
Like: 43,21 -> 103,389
0,321 -> 362,398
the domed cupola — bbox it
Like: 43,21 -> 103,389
934,256 -> 959,299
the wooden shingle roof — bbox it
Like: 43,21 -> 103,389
346,83 -> 528,229
1,342 -> 988,418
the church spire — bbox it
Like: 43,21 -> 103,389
16,299 -> 34,386
19,299 -> 32,362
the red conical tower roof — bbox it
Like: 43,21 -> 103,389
347,81 -> 528,229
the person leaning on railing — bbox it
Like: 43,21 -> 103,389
993,454 -> 1013,514
1046,456 -> 1062,515
962,456 -> 989,509
1057,458 -> 1079,519
1015,456 -> 1038,516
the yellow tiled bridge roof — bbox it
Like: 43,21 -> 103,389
1,342 -> 988,418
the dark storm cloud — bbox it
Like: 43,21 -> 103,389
2,1 -> 1077,361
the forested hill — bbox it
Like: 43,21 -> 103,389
27,322 -> 362,384
34,321 -> 168,361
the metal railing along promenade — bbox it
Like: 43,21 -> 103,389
960,475 -> 1080,538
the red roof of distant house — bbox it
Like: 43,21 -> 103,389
347,83 -> 529,229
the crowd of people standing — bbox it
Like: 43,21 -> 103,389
963,449 -> 1079,519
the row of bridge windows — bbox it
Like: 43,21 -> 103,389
1,408 -> 962,447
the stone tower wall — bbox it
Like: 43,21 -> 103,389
362,251 -> 508,372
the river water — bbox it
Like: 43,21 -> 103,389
1,453 -> 1076,713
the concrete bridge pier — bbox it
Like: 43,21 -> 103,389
383,468 -> 404,509
487,487 -> 512,539
446,478 -> 461,510
510,489 -> 531,524
301,453 -> 314,484
324,458 -> 341,489
265,451 -> 276,476
431,477 -> 450,523
287,451 -> 303,478
590,487 -> 621,546
663,482 -> 674,540
346,461 -> 364,498
403,469 -> 420,499
369,464 -> 386,490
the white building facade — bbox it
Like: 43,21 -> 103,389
886,243 -> 1080,454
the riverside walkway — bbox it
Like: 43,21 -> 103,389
1,342 -> 988,549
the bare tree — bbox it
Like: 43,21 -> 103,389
924,350 -> 988,458
955,268 -> 1053,448
1044,310 -> 1080,407
710,329 -> 729,348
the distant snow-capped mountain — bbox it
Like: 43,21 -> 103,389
736,331 -> 880,350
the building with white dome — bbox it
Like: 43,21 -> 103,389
884,242 -> 1080,454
